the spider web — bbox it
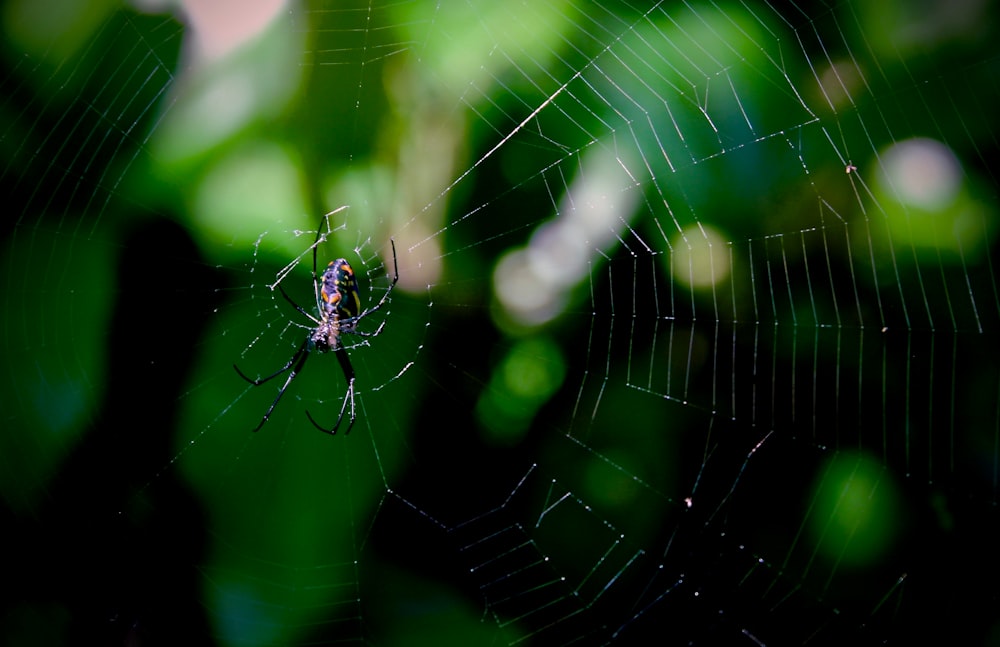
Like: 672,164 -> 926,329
2,0 -> 999,645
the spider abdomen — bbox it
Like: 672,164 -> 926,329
321,259 -> 361,319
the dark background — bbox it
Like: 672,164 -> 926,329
2,1 -> 999,645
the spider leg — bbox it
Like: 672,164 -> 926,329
306,346 -> 356,435
339,319 -> 386,339
312,230 -> 322,310
278,282 -> 320,324
353,239 -> 399,321
386,238 -> 399,283
234,339 -> 311,432
234,339 -> 304,385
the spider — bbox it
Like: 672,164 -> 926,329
234,222 -> 398,434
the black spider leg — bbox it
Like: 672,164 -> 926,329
276,280 -> 358,435
354,238 -> 399,321
306,346 -> 356,435
304,314 -> 394,435
311,212 -> 330,313
277,282 -> 321,325
232,278 -> 321,433
233,338 -> 311,432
